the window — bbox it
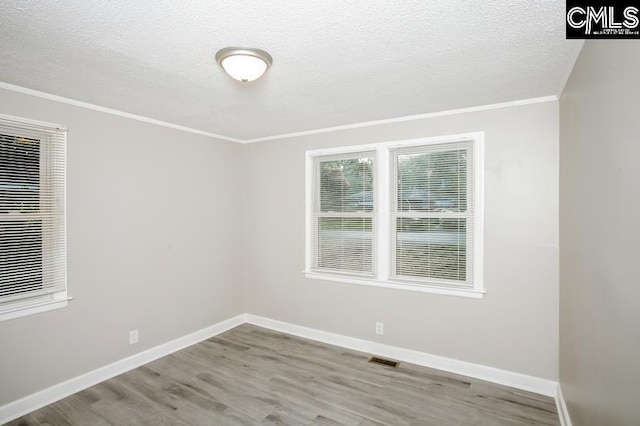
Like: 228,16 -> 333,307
310,152 -> 376,276
305,133 -> 484,298
0,114 -> 68,321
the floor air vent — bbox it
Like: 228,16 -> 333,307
368,356 -> 400,368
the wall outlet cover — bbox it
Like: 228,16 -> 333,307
375,322 -> 384,335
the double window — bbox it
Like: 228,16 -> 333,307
0,114 -> 68,321
305,133 -> 484,298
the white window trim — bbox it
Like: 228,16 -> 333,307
0,296 -> 72,322
0,113 -> 70,322
309,150 -> 377,277
304,132 -> 485,299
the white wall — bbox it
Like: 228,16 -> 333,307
560,41 -> 640,425
0,88 -> 245,405
243,101 -> 560,380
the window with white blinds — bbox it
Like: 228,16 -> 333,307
310,152 -> 376,276
305,133 -> 484,298
0,114 -> 68,321
391,142 -> 474,287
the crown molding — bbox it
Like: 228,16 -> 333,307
243,96 -> 558,143
0,81 -> 243,143
0,81 -> 557,144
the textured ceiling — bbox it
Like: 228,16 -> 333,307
0,1 -> 582,141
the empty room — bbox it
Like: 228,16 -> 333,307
0,1 -> 638,425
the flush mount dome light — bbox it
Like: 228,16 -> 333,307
215,47 -> 273,82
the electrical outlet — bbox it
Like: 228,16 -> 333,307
129,329 -> 139,345
375,322 -> 384,335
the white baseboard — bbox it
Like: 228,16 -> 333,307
245,314 -> 558,397
2,313 -> 561,424
0,314 -> 246,424
556,383 -> 572,426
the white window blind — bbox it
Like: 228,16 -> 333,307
311,152 -> 376,276
0,114 -> 67,318
305,133 -> 483,298
391,141 -> 474,287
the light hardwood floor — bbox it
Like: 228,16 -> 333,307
9,324 -> 560,425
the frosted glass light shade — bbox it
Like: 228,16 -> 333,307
216,48 -> 273,82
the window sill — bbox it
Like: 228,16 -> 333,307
303,272 -> 484,299
0,296 -> 73,322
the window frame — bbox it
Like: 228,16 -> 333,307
390,141 -> 475,288
305,132 -> 485,299
310,150 -> 377,278
0,113 -> 70,322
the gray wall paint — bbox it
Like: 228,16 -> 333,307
0,88 -> 245,405
243,101 -> 560,380
560,41 -> 640,425
0,88 -> 561,409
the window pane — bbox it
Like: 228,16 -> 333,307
0,134 -> 40,213
0,220 -> 43,297
0,117 -> 67,316
318,218 -> 372,273
397,149 -> 466,212
319,157 -> 374,212
396,218 -> 466,282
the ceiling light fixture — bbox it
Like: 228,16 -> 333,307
215,47 -> 273,82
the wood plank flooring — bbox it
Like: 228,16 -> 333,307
9,324 -> 560,425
